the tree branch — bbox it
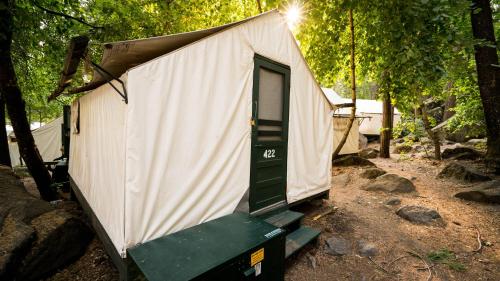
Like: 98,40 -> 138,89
32,1 -> 103,29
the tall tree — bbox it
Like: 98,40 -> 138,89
379,90 -> 393,158
333,8 -> 357,158
470,0 -> 500,167
0,0 -> 56,200
0,93 -> 11,167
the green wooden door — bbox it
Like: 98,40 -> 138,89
249,54 -> 290,214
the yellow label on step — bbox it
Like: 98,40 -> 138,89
250,248 -> 264,266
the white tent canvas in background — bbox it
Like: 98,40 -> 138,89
8,117 -> 63,166
68,11 -> 333,257
333,117 -> 359,155
321,88 -> 360,155
322,88 -> 401,136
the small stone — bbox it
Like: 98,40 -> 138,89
411,176 -> 417,181
361,174 -> 416,193
325,237 -> 350,256
306,253 -> 317,269
452,221 -> 461,226
385,198 -> 401,206
442,146 -> 482,160
454,180 -> 500,204
357,240 -> 378,257
359,148 -> 379,159
438,163 -> 491,183
393,144 -> 412,154
360,168 -> 386,179
332,155 -> 376,167
396,205 -> 442,225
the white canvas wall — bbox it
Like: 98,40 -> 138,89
69,81 -> 127,254
333,118 -> 359,155
9,117 -> 63,167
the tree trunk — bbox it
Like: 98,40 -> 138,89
0,0 -> 56,200
255,0 -> 262,13
470,0 -> 500,165
0,93 -> 11,167
421,103 -> 441,160
332,9 -> 356,158
379,90 -> 393,158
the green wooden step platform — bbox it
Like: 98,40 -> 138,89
285,226 -> 321,258
260,209 -> 321,259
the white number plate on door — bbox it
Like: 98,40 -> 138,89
263,149 -> 276,159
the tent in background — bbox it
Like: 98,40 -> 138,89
322,88 -> 401,136
322,88 -> 360,155
7,117 -> 63,166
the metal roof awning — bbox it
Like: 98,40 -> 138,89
48,11 -> 275,101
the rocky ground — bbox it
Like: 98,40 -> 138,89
286,145 -> 500,281
6,141 -> 499,280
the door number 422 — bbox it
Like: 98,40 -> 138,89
263,149 -> 276,159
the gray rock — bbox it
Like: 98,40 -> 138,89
393,144 -> 413,154
332,155 -> 375,167
359,148 -> 379,159
359,133 -> 368,150
360,168 -> 386,179
325,237 -> 350,256
437,163 -> 491,183
357,240 -> 378,257
442,146 -> 482,160
419,137 -> 432,145
465,138 -> 487,145
306,253 -> 317,269
0,166 -> 93,281
384,198 -> 401,206
454,180 -> 500,204
361,174 -> 416,193
332,173 -> 350,188
396,205 -> 442,224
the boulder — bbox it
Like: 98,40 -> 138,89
361,174 -> 416,193
466,138 -> 487,146
437,163 -> 491,183
393,144 -> 413,154
396,205 -> 442,225
332,173 -> 350,188
360,168 -> 386,179
325,237 -> 350,256
0,166 -> 93,281
357,240 -> 378,257
454,180 -> 500,204
359,148 -> 378,159
441,146 -> 482,160
359,133 -> 368,150
332,155 -> 375,167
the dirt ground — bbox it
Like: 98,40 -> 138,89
42,152 -> 499,281
286,154 -> 500,281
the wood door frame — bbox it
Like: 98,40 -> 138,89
249,54 -> 291,214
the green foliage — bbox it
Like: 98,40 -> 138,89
393,114 -> 426,140
427,249 -> 466,271
8,0 -> 497,136
10,0 -> 263,124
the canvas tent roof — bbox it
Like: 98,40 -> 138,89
51,11 -> 273,97
322,88 -> 400,115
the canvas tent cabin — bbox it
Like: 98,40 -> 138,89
51,11 -> 333,279
322,88 -> 360,155
7,117 -> 63,166
322,88 -> 401,136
